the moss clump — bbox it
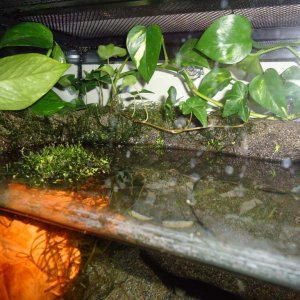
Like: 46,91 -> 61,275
20,144 -> 109,186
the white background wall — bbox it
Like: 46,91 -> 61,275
56,62 -> 298,106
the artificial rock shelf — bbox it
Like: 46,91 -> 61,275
1,108 -> 300,161
0,147 -> 300,298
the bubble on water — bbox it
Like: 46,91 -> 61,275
196,149 -> 204,157
225,165 -> 234,175
109,116 -> 118,127
118,182 -> 126,189
126,150 -> 131,158
186,192 -> 196,206
241,133 -> 249,153
189,172 -> 200,183
291,185 -> 300,194
190,158 -> 196,169
174,116 -> 187,129
220,0 -> 229,9
239,165 -> 247,178
281,157 -> 292,169
104,178 -> 111,188
169,178 -> 177,187
145,192 -> 156,204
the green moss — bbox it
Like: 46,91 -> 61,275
19,144 -> 109,186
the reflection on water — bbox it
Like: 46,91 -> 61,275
0,214 -> 80,300
0,146 -> 300,293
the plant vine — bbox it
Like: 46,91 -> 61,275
1,14 -> 300,135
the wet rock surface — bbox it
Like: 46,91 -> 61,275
1,109 -> 300,161
128,119 -> 300,161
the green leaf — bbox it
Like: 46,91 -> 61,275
283,82 -> 300,113
236,54 -> 263,78
99,65 -> 115,77
130,89 -> 154,96
0,53 -> 70,110
249,68 -> 287,118
58,74 -> 76,88
121,75 -> 137,89
195,15 -> 252,64
163,86 -> 177,121
198,68 -> 231,98
0,22 -> 53,49
281,66 -> 300,113
84,69 -> 111,84
72,97 -> 88,109
176,38 -> 209,69
97,43 -> 127,60
223,81 -> 249,122
180,96 -> 207,127
281,66 -> 300,81
51,42 -> 66,63
166,86 -> 177,105
126,25 -> 162,82
30,89 -> 74,116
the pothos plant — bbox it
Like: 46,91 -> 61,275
1,14 -> 300,133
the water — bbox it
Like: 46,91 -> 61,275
0,146 -> 300,297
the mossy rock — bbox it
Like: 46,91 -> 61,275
17,144 -> 109,186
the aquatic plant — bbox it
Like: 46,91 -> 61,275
1,15 -> 300,133
20,144 -> 109,185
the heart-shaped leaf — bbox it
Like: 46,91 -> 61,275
281,66 -> 300,81
97,43 -> 127,60
99,65 -> 115,77
0,22 -> 53,49
176,38 -> 209,69
223,81 -> 249,122
120,75 -> 137,90
180,96 -> 207,127
236,54 -> 263,79
51,42 -> 66,63
58,74 -> 76,88
198,68 -> 231,98
163,86 -> 177,121
249,68 -> 287,118
0,53 -> 70,110
166,86 -> 177,105
126,25 -> 162,82
281,66 -> 300,114
30,89 -> 74,116
195,15 -> 252,64
283,82 -> 300,113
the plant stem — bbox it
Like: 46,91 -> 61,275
121,113 -> 245,134
114,56 -> 129,87
249,111 -> 278,120
118,70 -> 139,79
110,56 -> 129,100
255,45 -> 300,60
46,48 -> 52,57
161,36 -> 169,67
286,46 -> 300,59
179,69 -> 223,108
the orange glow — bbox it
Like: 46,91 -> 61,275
6,182 -> 110,211
0,215 -> 81,300
0,181 -> 110,299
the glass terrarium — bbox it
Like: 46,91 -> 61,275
0,1 -> 300,299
